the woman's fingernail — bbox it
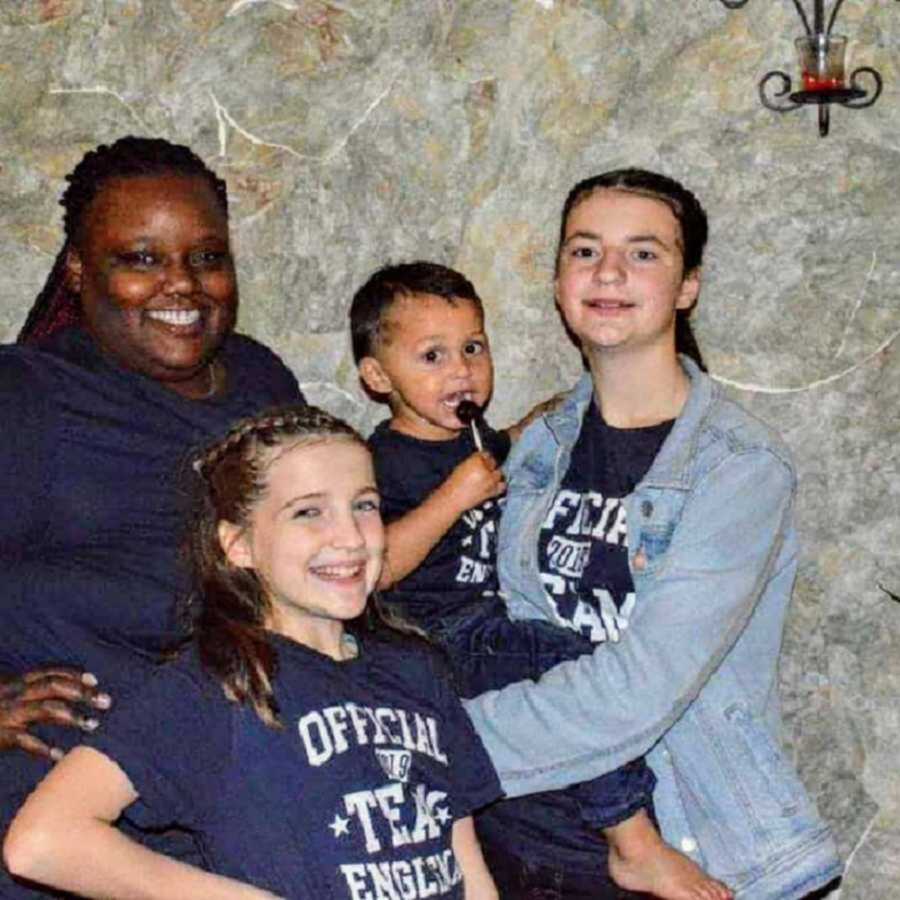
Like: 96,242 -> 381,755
93,693 -> 112,709
81,717 -> 99,732
50,748 -> 65,762
81,672 -> 98,687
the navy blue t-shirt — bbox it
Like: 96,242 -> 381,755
0,326 -> 301,680
0,326 -> 302,895
87,633 -> 501,898
369,421 -> 510,632
537,400 -> 673,642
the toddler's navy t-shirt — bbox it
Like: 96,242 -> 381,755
369,421 -> 510,632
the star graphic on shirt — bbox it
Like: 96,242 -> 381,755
329,814 -> 350,838
434,805 -> 452,826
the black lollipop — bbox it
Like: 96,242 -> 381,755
456,400 -> 484,451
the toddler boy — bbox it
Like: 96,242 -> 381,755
350,261 -> 730,900
352,261 -> 509,632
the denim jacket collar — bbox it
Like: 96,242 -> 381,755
544,356 -> 712,492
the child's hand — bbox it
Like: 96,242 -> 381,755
441,451 -> 505,514
506,388 -> 572,443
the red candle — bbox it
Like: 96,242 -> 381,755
802,72 -> 845,92
796,35 -> 847,93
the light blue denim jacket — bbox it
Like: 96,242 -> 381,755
464,358 -> 842,899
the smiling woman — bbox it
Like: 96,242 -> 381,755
0,136 -> 303,899
67,172 -> 238,397
554,189 -> 701,366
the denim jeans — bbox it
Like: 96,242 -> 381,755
434,595 -> 656,832
483,839 -> 653,900
435,595 -> 597,697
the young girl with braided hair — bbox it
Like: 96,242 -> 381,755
4,404 -> 500,900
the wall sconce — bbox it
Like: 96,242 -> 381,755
717,0 -> 895,136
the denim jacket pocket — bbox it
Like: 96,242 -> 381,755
629,489 -> 684,575
634,523 -> 675,575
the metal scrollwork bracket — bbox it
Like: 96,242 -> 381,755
757,65 -> 881,136
717,0 -> 897,136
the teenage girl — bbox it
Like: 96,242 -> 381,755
3,405 -> 500,900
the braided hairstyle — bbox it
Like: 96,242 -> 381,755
187,403 -> 370,728
18,136 -> 229,345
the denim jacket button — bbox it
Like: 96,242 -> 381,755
680,837 -> 698,853
641,500 -> 653,517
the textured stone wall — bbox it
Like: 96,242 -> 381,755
1,1 -> 898,894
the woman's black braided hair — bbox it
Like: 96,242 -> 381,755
18,136 -> 229,345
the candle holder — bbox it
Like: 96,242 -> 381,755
717,0 -> 895,136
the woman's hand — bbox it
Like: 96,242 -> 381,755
0,669 -> 111,761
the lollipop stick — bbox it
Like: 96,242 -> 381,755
469,421 -> 483,452
457,400 -> 484,452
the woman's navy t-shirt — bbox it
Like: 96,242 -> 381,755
87,634 -> 501,898
0,326 -> 301,681
536,399 -> 673,642
0,325 -> 302,894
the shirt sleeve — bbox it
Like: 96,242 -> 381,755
0,352 -> 60,673
427,656 -> 502,818
369,432 -> 421,524
86,658 -> 230,830
464,448 -> 796,798
227,334 -> 304,405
